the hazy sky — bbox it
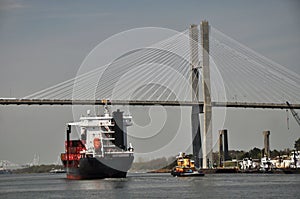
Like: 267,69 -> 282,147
0,0 -> 300,165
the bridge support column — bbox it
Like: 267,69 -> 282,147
189,24 -> 202,168
263,130 -> 270,159
218,129 -> 229,167
218,131 -> 223,167
223,129 -> 229,161
201,21 -> 212,168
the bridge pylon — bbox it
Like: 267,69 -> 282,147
189,24 -> 202,168
201,20 -> 212,168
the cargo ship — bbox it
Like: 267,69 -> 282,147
61,106 -> 134,179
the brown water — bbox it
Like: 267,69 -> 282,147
0,173 -> 299,198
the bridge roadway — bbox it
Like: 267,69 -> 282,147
0,98 -> 300,109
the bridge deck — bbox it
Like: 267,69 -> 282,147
0,99 -> 300,109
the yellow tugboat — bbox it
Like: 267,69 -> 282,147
171,152 -> 204,177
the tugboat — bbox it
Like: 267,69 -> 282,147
171,152 -> 204,177
61,105 -> 134,179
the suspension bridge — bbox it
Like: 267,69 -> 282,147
1,21 -> 300,168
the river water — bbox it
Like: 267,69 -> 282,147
0,173 -> 299,198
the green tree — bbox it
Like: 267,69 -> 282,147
241,152 -> 250,159
295,138 -> 300,151
271,149 -> 280,158
249,147 -> 262,159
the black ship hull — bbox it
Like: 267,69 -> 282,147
65,155 -> 134,180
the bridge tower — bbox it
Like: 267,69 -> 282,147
189,24 -> 202,168
189,21 -> 212,169
201,21 -> 212,168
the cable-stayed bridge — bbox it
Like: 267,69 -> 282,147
1,24 -> 299,107
1,21 -> 300,168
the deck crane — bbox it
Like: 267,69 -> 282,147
286,101 -> 300,127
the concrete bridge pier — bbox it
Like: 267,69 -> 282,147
263,130 -> 270,158
218,129 -> 229,167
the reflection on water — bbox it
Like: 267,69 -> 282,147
0,173 -> 299,198
64,177 -> 129,190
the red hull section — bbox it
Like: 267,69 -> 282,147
61,140 -> 133,180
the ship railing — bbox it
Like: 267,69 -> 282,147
103,145 -> 116,147
104,151 -> 134,154
102,138 -> 115,141
104,151 -> 133,154
101,130 -> 115,133
86,152 -> 104,158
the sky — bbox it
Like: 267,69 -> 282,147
0,0 -> 300,165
